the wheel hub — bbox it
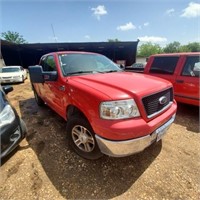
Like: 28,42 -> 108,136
79,133 -> 88,143
72,125 -> 95,152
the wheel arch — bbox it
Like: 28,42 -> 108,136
66,105 -> 88,121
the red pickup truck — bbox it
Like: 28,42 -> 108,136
144,52 -> 200,106
29,51 -> 177,159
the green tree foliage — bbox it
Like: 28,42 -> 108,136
107,38 -> 120,42
1,31 -> 27,44
138,41 -> 199,56
179,45 -> 190,52
186,42 -> 200,52
163,41 -> 181,53
138,42 -> 163,57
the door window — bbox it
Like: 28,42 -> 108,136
41,56 -> 56,72
181,56 -> 200,77
150,56 -> 179,74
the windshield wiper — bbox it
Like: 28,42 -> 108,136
104,70 -> 120,73
66,70 -> 103,75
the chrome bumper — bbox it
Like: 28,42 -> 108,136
0,77 -> 22,83
95,114 -> 175,157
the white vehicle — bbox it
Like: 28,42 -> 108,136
0,66 -> 27,84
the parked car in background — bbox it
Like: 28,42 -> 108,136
0,66 -> 27,84
132,62 -> 146,68
144,52 -> 200,106
125,62 -> 146,73
0,85 -> 27,161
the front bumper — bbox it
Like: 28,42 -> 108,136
95,114 -> 175,157
0,77 -> 23,84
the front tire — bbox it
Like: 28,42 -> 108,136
21,75 -> 24,83
66,116 -> 103,160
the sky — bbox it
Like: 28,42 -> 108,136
1,0 -> 200,47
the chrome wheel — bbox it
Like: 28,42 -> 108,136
72,125 -> 95,152
66,116 -> 103,159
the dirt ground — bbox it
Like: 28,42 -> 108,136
0,77 -> 199,200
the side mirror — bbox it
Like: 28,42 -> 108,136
193,66 -> 200,77
29,65 -> 44,83
43,71 -> 58,81
28,65 -> 58,83
120,64 -> 125,69
3,86 -> 13,94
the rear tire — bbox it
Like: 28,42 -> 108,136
66,116 -> 103,160
34,90 -> 44,106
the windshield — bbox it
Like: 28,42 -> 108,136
58,53 -> 122,76
1,67 -> 20,73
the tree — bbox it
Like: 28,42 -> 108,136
107,38 -> 120,42
1,31 -> 27,44
179,45 -> 190,52
163,41 -> 181,53
186,42 -> 200,52
138,42 -> 162,57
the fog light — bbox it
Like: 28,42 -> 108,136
10,129 -> 21,142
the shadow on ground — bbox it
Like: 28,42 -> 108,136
19,98 -> 162,199
174,103 -> 199,133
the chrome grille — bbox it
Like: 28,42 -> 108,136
142,88 -> 173,118
2,77 -> 12,79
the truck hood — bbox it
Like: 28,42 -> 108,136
69,72 -> 172,100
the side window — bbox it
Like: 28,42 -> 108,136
150,56 -> 179,74
181,56 -> 200,77
40,56 -> 47,70
40,56 -> 56,72
46,56 -> 56,71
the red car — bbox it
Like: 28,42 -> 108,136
29,51 -> 177,159
144,52 -> 200,106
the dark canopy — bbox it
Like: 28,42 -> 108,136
1,40 -> 139,68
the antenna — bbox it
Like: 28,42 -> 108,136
51,24 -> 59,51
51,24 -> 57,43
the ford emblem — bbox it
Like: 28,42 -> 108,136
159,96 -> 167,105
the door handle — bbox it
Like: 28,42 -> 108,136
176,80 -> 184,83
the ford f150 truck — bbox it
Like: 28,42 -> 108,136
144,52 -> 200,106
29,51 -> 177,160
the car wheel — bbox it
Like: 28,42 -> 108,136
21,76 -> 24,83
34,90 -> 44,106
66,116 -> 103,160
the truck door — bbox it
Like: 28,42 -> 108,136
174,55 -> 200,106
43,55 -> 66,117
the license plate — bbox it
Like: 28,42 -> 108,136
156,114 -> 176,142
4,80 -> 11,82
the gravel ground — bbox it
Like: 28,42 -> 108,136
0,78 -> 199,200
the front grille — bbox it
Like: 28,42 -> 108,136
142,88 -> 173,118
2,77 -> 12,79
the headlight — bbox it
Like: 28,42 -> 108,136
0,105 -> 15,128
100,99 -> 140,119
14,75 -> 21,78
